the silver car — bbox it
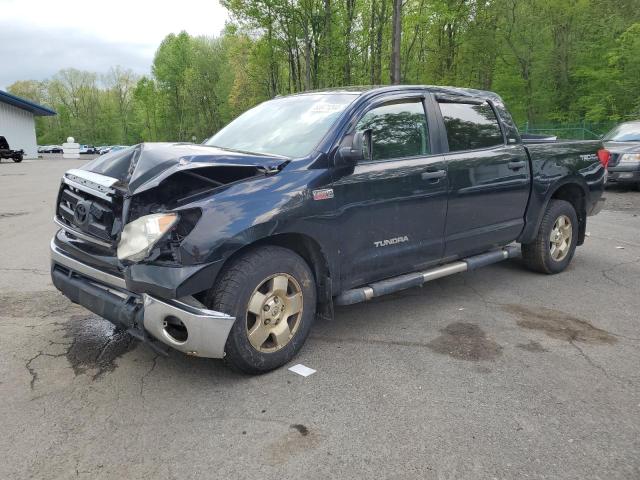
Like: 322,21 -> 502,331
604,121 -> 640,189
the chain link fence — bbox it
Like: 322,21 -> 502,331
518,121 -> 619,140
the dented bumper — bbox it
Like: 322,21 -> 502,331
50,239 -> 235,358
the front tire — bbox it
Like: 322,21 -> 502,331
521,199 -> 578,274
205,246 -> 316,374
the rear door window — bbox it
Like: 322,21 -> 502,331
438,102 -> 504,152
356,100 -> 429,161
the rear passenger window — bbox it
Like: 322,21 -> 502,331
438,102 -> 504,152
356,100 -> 429,161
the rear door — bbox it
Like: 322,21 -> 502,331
437,99 -> 530,258
330,94 -> 448,289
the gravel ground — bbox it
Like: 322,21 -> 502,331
0,158 -> 639,479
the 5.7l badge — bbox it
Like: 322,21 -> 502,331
312,188 -> 334,201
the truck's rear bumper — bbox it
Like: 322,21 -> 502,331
50,239 -> 235,358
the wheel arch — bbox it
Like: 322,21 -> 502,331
521,178 -> 588,246
207,232 -> 335,321
549,182 -> 587,245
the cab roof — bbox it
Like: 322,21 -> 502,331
283,85 -> 498,102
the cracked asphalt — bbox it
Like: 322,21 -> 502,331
1,158 -> 639,479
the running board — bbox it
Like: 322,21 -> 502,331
334,245 -> 520,306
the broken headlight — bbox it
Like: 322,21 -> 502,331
117,212 -> 178,262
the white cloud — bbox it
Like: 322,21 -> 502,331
0,0 -> 228,89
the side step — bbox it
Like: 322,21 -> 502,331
334,245 -> 520,306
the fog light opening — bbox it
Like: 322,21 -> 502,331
163,316 -> 188,343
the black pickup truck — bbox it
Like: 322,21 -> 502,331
50,86 -> 607,373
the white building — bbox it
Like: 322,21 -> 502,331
0,90 -> 56,159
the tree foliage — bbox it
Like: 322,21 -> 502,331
8,0 -> 640,145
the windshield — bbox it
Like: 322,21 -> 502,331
603,123 -> 640,142
205,93 -> 358,158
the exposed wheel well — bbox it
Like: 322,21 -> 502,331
550,183 -> 587,245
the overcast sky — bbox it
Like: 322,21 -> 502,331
0,0 -> 229,90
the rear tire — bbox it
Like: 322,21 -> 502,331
205,246 -> 316,374
521,199 -> 578,274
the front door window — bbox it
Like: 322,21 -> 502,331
356,100 -> 430,161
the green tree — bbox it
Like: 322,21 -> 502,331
8,0 -> 640,143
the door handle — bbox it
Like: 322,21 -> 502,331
507,161 -> 527,170
421,170 -> 447,181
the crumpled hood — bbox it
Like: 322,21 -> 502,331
80,142 -> 288,195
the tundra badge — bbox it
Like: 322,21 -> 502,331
374,236 -> 409,248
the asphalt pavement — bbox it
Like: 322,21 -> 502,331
1,158 -> 638,479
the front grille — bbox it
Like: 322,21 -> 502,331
56,181 -> 121,245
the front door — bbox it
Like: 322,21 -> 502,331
330,97 -> 448,290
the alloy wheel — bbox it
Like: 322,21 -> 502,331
245,273 -> 304,352
549,214 -> 572,261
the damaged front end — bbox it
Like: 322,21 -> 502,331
50,142 -> 289,357
56,142 -> 288,259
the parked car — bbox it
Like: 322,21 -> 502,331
79,145 -> 98,154
50,85 -> 607,374
99,145 -> 128,155
40,145 -> 63,153
603,120 -> 640,189
0,135 -> 23,162
112,145 -> 130,153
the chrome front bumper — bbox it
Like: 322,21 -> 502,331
50,239 -> 235,358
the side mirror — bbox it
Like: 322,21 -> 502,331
336,130 -> 372,166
